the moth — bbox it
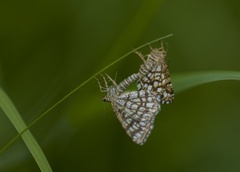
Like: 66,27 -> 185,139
97,73 -> 160,145
136,43 -> 174,104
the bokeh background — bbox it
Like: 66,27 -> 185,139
1,0 -> 240,171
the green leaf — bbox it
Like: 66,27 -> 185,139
0,87 -> 52,172
173,71 -> 240,93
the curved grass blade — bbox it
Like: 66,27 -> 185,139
173,71 -> 240,94
0,87 -> 52,171
0,34 -> 173,154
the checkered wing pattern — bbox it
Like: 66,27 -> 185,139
112,90 -> 160,145
137,47 -> 174,104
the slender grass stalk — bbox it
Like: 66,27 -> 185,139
0,34 -> 173,154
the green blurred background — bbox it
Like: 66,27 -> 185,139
1,0 -> 240,171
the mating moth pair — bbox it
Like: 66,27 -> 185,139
97,43 -> 174,145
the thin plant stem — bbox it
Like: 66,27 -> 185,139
0,34 -> 173,153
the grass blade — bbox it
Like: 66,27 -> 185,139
0,87 -> 52,172
173,71 -> 240,93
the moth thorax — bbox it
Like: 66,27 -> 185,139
103,86 -> 118,102
151,49 -> 166,59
